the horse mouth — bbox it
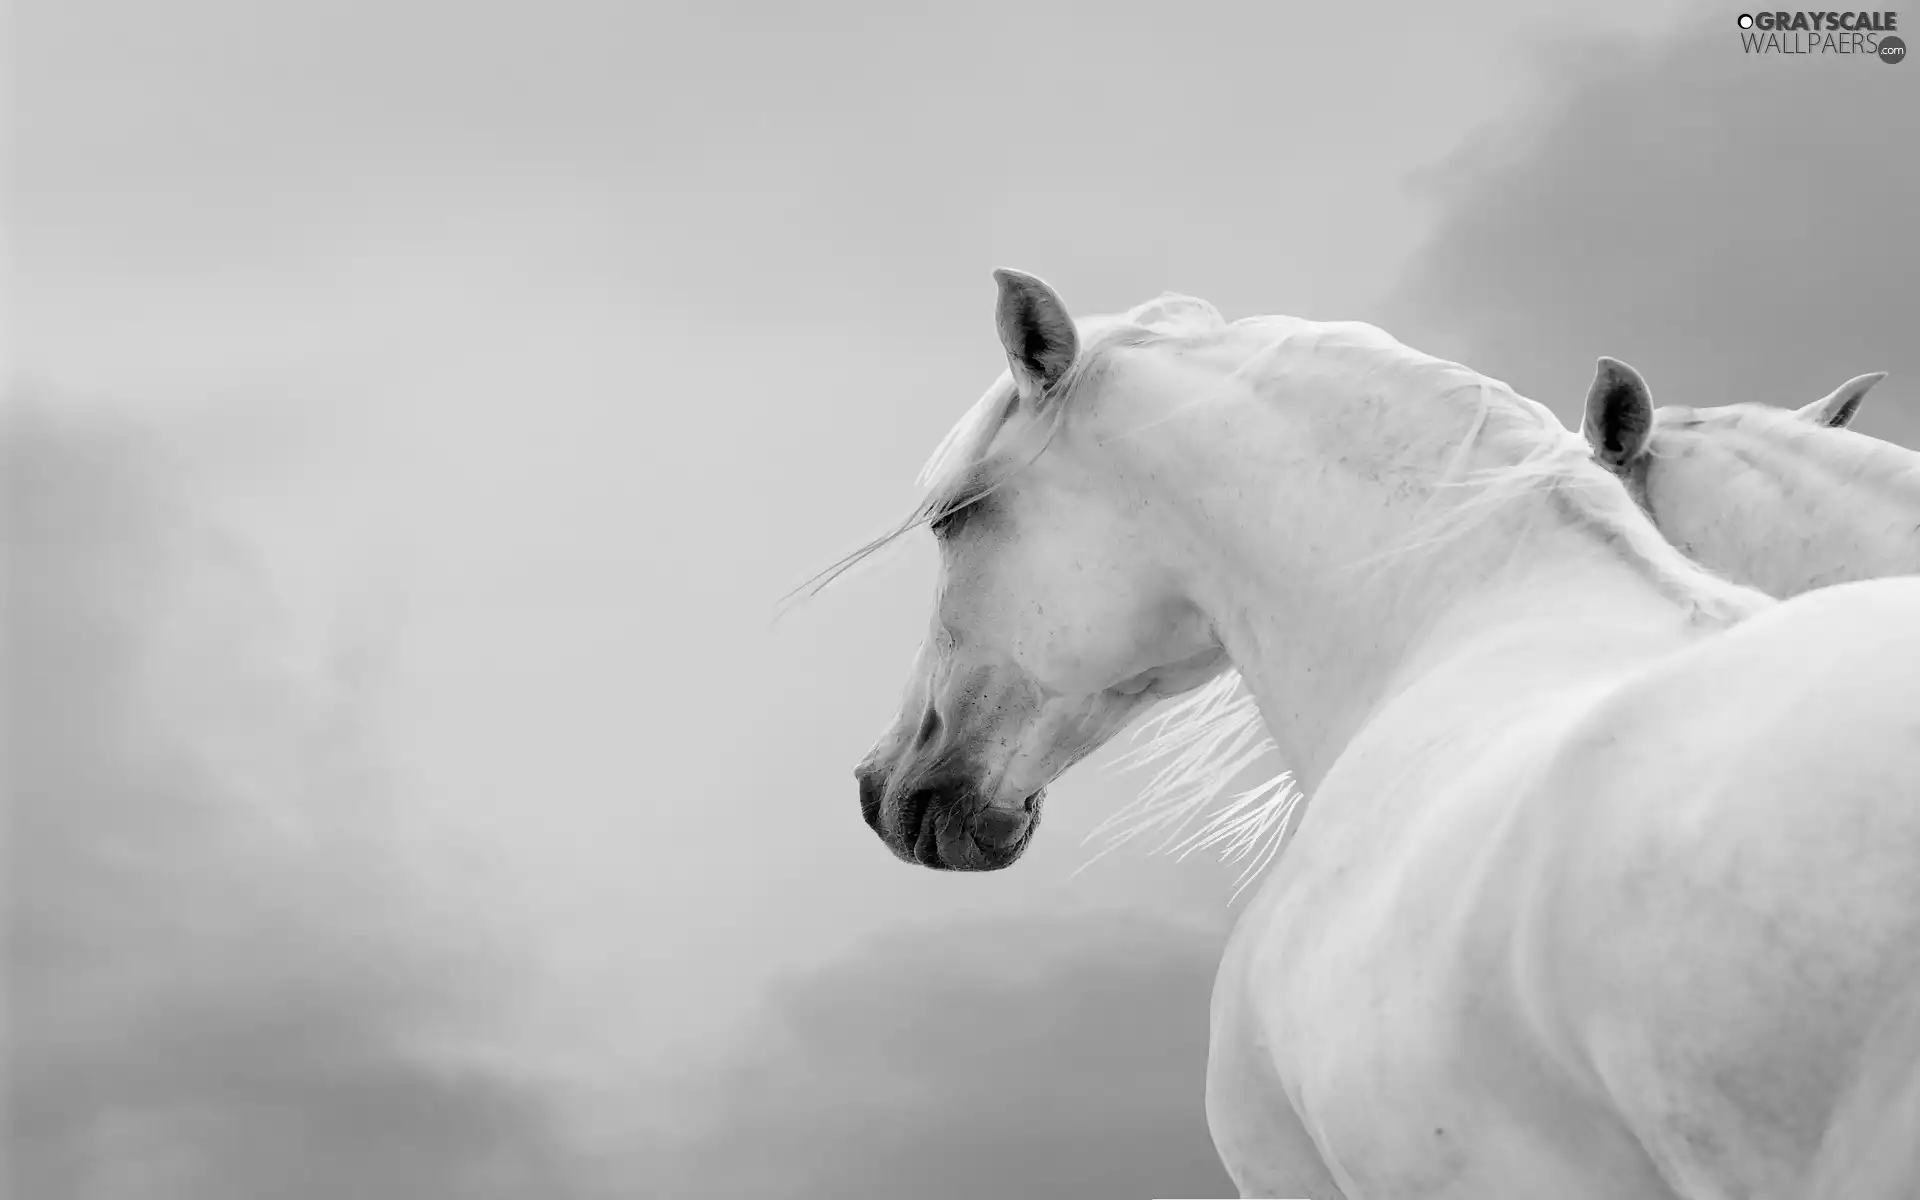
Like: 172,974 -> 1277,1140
911,803 -> 944,867
898,789 -> 1044,871
894,786 -> 941,865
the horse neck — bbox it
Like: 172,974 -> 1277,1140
1661,424 -> 1920,596
1142,383 -> 1746,794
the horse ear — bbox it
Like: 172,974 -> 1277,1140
1795,372 -> 1886,429
992,268 -> 1079,406
1582,356 -> 1654,471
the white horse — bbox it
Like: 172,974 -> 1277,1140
1581,356 -> 1919,596
841,269 -> 1920,1199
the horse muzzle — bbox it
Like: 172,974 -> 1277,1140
854,765 -> 1042,871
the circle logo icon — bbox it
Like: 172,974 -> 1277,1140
1737,13 -> 1754,28
1881,35 -> 1907,63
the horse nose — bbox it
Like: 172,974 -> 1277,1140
855,765 -> 885,832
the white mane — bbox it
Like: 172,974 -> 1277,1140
1078,672 -> 1301,898
1082,312 -> 1775,891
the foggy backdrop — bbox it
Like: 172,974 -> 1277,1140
8,2 -> 1916,1196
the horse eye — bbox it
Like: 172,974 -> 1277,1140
930,502 -> 972,540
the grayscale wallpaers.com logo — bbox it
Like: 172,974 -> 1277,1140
1736,10 -> 1905,59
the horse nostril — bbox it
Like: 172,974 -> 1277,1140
914,706 -> 942,749
856,768 -> 884,831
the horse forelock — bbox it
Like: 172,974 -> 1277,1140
804,296 -> 1240,589
795,311 -> 1162,601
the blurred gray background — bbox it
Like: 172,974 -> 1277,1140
8,2 -> 1917,1197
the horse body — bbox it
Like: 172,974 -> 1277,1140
842,271 -> 1920,1198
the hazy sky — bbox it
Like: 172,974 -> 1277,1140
12,2 -> 1915,1197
